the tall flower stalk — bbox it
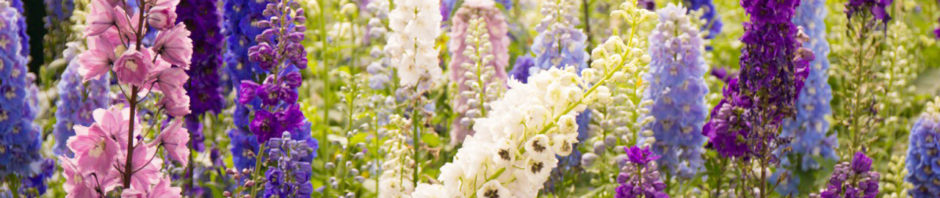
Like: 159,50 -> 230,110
702,0 -> 812,196
447,0 -> 509,144
905,97 -> 940,197
61,0 -> 194,196
0,1 -> 47,197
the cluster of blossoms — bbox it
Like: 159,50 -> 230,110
905,97 -> 940,197
0,0 -> 46,190
178,0 -> 225,152
62,0 -> 194,196
365,0 -> 391,90
684,0 -> 722,39
773,0 -> 837,195
221,0 -> 265,170
386,0 -> 442,90
8,0 -> 25,58
811,152 -> 880,198
640,3 -> 709,179
378,115 -> 416,197
262,132 -> 316,197
615,146 -> 668,198
236,0 -> 317,165
703,0 -> 811,159
447,0 -> 509,144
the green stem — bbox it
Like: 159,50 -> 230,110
411,94 -> 421,187
8,175 -> 20,198
249,143 -> 266,197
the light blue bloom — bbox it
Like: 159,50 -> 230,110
0,4 -> 43,177
53,52 -> 110,156
906,101 -> 940,197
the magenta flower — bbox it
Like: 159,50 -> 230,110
625,146 -> 661,166
85,0 -> 116,36
237,80 -> 260,104
114,48 -> 155,86
147,0 -> 179,30
153,24 -> 193,68
158,119 -> 190,166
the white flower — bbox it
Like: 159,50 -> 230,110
412,184 -> 447,198
476,181 -> 511,198
386,0 -> 442,89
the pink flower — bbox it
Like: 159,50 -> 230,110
67,124 -> 120,177
117,144 -> 163,191
158,119 -> 190,166
78,36 -> 118,81
120,176 -> 182,198
61,156 -> 104,198
86,0 -> 116,36
152,24 -> 193,68
147,0 -> 180,30
148,67 -> 189,100
114,48 -> 155,86
92,107 -> 136,148
159,90 -> 191,117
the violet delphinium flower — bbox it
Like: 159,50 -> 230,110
640,4 -> 709,179
905,98 -> 940,197
178,0 -> 224,152
811,152 -> 879,198
240,0 -> 317,149
0,1 -> 44,179
223,0 -> 267,128
615,146 -> 669,198
448,0 -> 510,144
262,132 -> 317,197
508,55 -> 534,83
9,0 -> 26,57
703,0 -> 811,159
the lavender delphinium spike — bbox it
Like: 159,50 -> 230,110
905,97 -> 940,197
772,0 -> 837,195
640,4 -> 709,179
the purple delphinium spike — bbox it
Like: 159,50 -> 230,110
615,146 -> 669,198
811,152 -> 879,198
178,0 -> 224,153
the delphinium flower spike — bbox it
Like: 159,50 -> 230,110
387,0 -> 443,90
223,0 -> 268,169
640,3 -> 709,179
178,0 -> 224,152
905,97 -> 940,197
53,43 -> 111,157
447,0 -> 509,144
378,115 -> 416,197
531,0 -> 588,73
61,0 -> 194,196
772,0 -> 837,195
0,1 -> 50,196
810,151 -> 879,198
233,0 -> 317,196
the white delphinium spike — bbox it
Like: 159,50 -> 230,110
378,115 -> 416,198
386,0 -> 443,89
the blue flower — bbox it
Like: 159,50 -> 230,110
685,0 -> 723,40
0,4 -> 43,178
508,55 -> 534,83
774,0 -> 837,195
640,4 -> 709,179
9,0 -> 26,58
262,133 -> 317,197
229,129 -> 260,170
906,100 -> 940,197
53,59 -> 110,156
224,0 -> 267,128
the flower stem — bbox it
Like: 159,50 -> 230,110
122,86 -> 139,189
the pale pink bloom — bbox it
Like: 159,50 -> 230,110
60,156 -> 100,198
148,67 -> 189,100
147,0 -> 180,30
92,106 -> 134,148
152,24 -> 193,68
116,144 -> 163,191
158,119 -> 190,165
114,6 -> 140,42
114,48 -> 155,86
160,90 -> 191,117
78,33 -> 121,81
86,0 -> 116,36
120,176 -> 182,198
67,124 -> 119,177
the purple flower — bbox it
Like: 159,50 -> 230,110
851,151 -> 872,173
250,110 -> 278,143
238,81 -> 260,104
845,0 -> 893,25
625,146 -> 660,166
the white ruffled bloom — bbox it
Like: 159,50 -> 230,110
386,0 -> 442,89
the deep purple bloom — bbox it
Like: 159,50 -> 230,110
238,80 -> 260,104
851,151 -> 872,173
250,110 -> 278,143
845,0 -> 893,25
616,146 -> 669,198
703,0 -> 811,159
812,152 -> 879,198
178,0 -> 224,152
508,55 -> 534,83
